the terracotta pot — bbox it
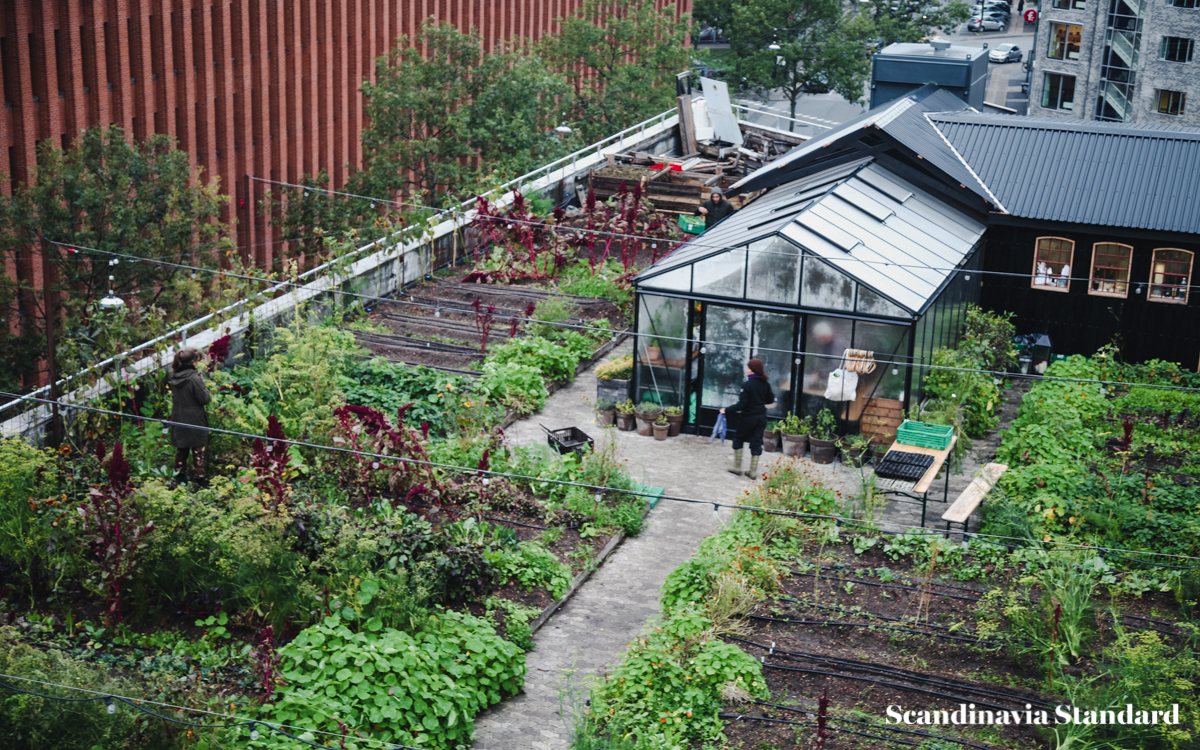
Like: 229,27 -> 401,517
616,412 -> 636,431
809,436 -> 838,464
665,412 -> 684,437
645,346 -> 665,365
762,430 -> 781,453
781,433 -> 808,457
653,422 -> 669,441
596,409 -> 616,427
634,409 -> 661,436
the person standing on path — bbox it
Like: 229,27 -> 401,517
168,347 -> 211,489
696,187 -> 736,229
720,358 -> 775,480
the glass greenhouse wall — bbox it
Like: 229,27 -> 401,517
632,159 -> 986,438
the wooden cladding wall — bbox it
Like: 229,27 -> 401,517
0,0 -> 693,283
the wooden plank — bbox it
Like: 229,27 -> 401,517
871,398 -> 904,409
864,406 -> 904,418
678,93 -> 697,156
942,463 -> 1008,524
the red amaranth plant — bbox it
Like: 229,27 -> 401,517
250,625 -> 279,702
207,334 -> 232,364
77,442 -> 154,623
331,403 -> 442,505
472,297 -> 496,352
251,416 -> 291,512
816,688 -> 830,748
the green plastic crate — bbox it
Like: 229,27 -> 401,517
678,214 -> 705,234
896,420 -> 954,450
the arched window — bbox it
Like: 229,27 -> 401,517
1149,249 -> 1193,304
1032,237 -> 1074,292
1089,243 -> 1132,297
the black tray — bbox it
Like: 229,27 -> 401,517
874,450 -> 934,481
544,426 -> 595,455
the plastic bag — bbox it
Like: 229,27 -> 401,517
823,368 -> 858,401
709,413 -> 727,444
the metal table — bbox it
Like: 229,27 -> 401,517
875,436 -> 957,528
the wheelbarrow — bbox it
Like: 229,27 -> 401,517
541,424 -> 595,456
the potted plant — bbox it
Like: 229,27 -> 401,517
778,414 -> 812,457
663,405 -> 685,437
809,408 -> 839,464
634,401 -> 663,436
595,355 -> 634,406
762,420 -> 781,453
615,399 -> 637,431
653,414 -> 670,441
839,433 -> 872,468
641,337 -> 665,366
595,398 -> 616,427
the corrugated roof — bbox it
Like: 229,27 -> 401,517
637,159 -> 986,315
929,112 -> 1200,234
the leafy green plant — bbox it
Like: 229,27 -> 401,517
777,413 -> 811,436
486,542 -> 573,598
922,347 -> 1000,437
595,398 -> 617,411
813,408 -> 838,440
487,334 -> 586,382
262,610 -> 524,749
615,399 -> 636,414
0,439 -> 68,601
635,401 -> 662,416
664,405 -> 683,416
477,360 -> 549,414
654,414 -> 668,426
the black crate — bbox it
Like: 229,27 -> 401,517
546,426 -> 595,455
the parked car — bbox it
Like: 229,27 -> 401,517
968,13 -> 1008,31
989,43 -> 1023,62
695,26 -> 729,44
971,2 -> 1011,16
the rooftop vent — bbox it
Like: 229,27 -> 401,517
930,40 -> 952,55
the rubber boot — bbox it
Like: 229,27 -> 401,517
727,448 -> 744,476
745,455 -> 760,481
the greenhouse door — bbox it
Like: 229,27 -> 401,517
696,304 -> 799,433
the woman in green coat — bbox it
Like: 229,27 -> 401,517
169,348 -> 211,488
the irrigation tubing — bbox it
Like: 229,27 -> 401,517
806,562 -> 990,595
719,712 -> 919,746
0,676 -> 425,750
49,239 -> 1200,397
787,569 -> 984,601
729,637 -> 1052,708
745,613 -> 1009,648
749,701 -> 1004,750
756,660 -> 1016,713
8,389 -> 1200,568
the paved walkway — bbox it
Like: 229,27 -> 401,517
471,343 -> 1018,749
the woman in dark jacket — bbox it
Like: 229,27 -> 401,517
720,358 -> 775,480
169,347 -> 211,488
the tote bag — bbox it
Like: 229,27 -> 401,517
823,368 -> 859,401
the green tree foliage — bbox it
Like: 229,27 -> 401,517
540,0 -> 692,143
861,0 -> 972,45
0,126 -> 230,379
727,0 -> 872,131
693,0 -> 736,30
359,21 -> 567,207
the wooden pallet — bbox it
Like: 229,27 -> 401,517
860,397 -> 904,445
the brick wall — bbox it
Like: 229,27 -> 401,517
1,0 -> 693,280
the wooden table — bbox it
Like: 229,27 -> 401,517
876,436 -> 957,527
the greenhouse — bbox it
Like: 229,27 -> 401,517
632,156 -> 985,438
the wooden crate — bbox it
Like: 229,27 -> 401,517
860,398 -> 904,445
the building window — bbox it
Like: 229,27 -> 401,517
1089,243 -> 1132,297
1155,89 -> 1187,115
1033,237 -> 1074,292
1053,0 -> 1087,8
1161,36 -> 1195,62
1049,24 -> 1084,60
1149,249 -> 1192,304
1169,0 -> 1197,8
1043,73 -> 1077,110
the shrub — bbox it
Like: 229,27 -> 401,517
0,439 -> 68,598
476,361 -> 548,414
338,358 -> 466,436
595,355 -> 634,381
485,542 -> 573,599
487,335 -> 583,382
259,610 -> 524,749
922,347 -> 1000,437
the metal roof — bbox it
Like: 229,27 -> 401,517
928,112 -> 1200,234
636,159 -> 986,315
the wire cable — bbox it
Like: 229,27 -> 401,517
5,388 -> 1200,566
0,673 -> 426,750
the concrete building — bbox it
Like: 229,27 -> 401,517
1028,0 -> 1200,126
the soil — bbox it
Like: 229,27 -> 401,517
717,540 -> 1191,750
359,276 -> 625,374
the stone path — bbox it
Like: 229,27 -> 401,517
471,343 -> 1022,749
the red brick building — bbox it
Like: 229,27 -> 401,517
1,0 -> 692,275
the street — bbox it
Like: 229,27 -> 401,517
731,14 -> 1037,135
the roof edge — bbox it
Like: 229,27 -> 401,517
922,112 -> 1008,214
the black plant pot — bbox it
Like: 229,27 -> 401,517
809,437 -> 838,464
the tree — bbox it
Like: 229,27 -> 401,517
0,126 -> 230,384
539,0 -> 692,143
693,0 -> 736,31
862,0 -> 971,45
359,21 -> 567,207
727,0 -> 873,132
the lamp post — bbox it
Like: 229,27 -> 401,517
98,275 -> 126,413
41,238 -> 61,447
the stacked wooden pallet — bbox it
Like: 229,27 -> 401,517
860,397 -> 905,445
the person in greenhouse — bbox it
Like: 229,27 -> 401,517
168,347 -> 211,488
696,186 -> 736,229
720,358 -> 775,480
